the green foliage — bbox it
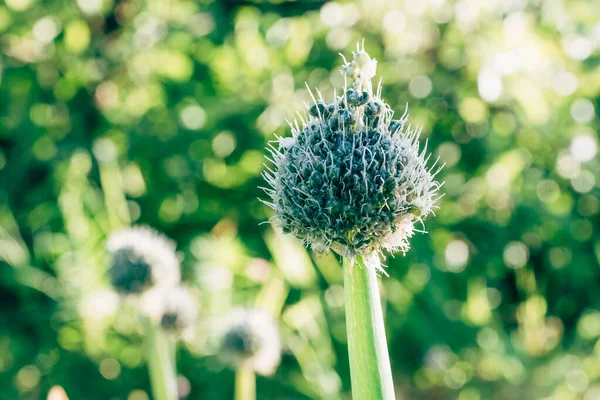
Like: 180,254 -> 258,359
0,0 -> 599,399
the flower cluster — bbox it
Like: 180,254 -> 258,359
104,227 -> 282,376
219,308 -> 281,376
263,44 -> 442,264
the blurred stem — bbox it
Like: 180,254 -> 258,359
98,159 -> 130,231
234,366 -> 256,400
142,317 -> 178,400
255,275 -> 288,318
343,256 -> 395,400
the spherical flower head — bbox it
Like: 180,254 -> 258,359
219,308 -> 281,375
140,286 -> 199,335
262,43 -> 443,267
106,226 -> 181,294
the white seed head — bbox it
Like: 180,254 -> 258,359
262,43 -> 443,268
106,226 -> 181,294
140,286 -> 199,334
219,308 -> 281,375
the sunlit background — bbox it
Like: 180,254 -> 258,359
1,0 -> 599,399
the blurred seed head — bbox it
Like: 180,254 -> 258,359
219,308 -> 281,375
106,226 -> 180,294
141,286 -> 199,335
262,43 -> 442,268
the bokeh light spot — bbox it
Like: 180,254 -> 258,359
478,69 -> 502,102
64,20 -> 90,54
444,366 -> 466,389
320,2 -> 344,27
445,240 -> 469,272
180,105 -> 206,130
189,13 -> 216,37
212,131 -> 237,158
99,358 -> 121,380
537,180 -> 560,203
571,170 -> 595,194
553,71 -> 578,96
5,0 -> 33,11
33,17 -> 60,43
128,390 -> 149,400
177,376 -> 191,398
503,241 -> 528,269
566,369 -> 589,393
548,247 -> 572,269
436,142 -> 461,168
409,75 -> 432,99
570,134 -> 597,163
459,98 -> 488,124
15,365 -> 40,391
570,99 -> 595,124
76,0 -> 103,15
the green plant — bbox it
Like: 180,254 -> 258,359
106,227 -> 190,400
262,44 -> 441,399
219,308 -> 281,400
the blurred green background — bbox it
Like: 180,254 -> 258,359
1,0 -> 599,399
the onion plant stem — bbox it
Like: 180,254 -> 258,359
234,366 -> 256,400
343,256 -> 395,400
143,317 -> 178,400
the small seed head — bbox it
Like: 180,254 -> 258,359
219,308 -> 281,375
140,286 -> 199,335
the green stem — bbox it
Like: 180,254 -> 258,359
343,256 -> 395,400
234,366 -> 256,400
98,159 -> 130,231
143,317 -> 178,400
